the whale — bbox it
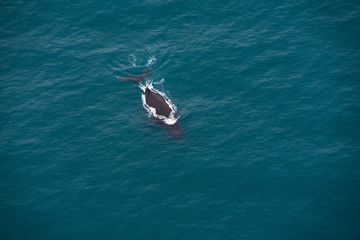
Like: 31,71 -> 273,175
118,69 -> 182,140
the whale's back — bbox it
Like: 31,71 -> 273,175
144,88 -> 172,117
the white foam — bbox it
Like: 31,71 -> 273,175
146,56 -> 156,66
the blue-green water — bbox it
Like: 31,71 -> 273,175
1,1 -> 360,239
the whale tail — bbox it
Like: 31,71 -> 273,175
117,68 -> 152,83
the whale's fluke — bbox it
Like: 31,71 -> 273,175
117,68 -> 152,83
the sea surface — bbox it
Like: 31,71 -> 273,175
1,1 -> 360,239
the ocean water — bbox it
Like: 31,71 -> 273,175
1,0 -> 360,239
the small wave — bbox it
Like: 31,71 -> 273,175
146,56 -> 156,66
129,54 -> 137,67
154,78 -> 165,85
